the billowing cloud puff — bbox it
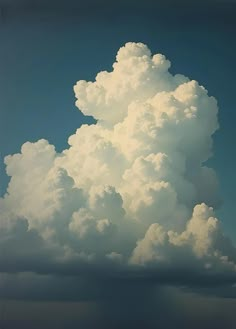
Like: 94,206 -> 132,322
1,42 -> 235,283
130,203 -> 236,270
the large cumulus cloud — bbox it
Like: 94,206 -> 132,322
1,42 -> 235,284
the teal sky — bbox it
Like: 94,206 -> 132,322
1,2 -> 236,328
1,0 -> 236,240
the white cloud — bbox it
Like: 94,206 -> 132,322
74,42 -> 186,126
130,203 -> 220,263
0,42 -> 235,281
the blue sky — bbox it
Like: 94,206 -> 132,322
1,1 -> 236,328
1,0 -> 236,239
